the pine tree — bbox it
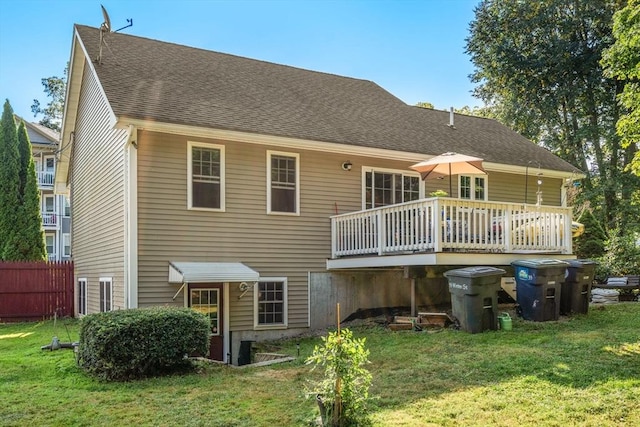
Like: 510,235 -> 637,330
15,120 -> 47,260
0,100 -> 21,260
574,210 -> 607,260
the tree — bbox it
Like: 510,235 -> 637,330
601,0 -> 640,176
466,0 -> 639,235
14,120 -> 46,260
574,209 -> 607,259
31,66 -> 67,132
306,328 -> 372,427
0,100 -> 21,259
415,101 -> 435,109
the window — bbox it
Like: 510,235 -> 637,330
190,288 -> 220,335
63,233 -> 71,257
187,142 -> 225,211
255,278 -> 287,328
78,278 -> 87,315
63,197 -> 71,217
364,169 -> 422,209
267,151 -> 299,215
459,175 -> 487,201
44,156 -> 55,172
43,195 -> 55,213
45,234 -> 55,259
99,277 -> 113,312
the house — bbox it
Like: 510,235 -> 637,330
18,117 -> 71,261
55,25 -> 582,364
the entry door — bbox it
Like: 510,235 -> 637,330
189,284 -> 224,361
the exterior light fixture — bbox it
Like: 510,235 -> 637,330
341,161 -> 353,171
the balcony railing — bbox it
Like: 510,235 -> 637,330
330,198 -> 573,258
37,171 -> 54,187
42,213 -> 58,228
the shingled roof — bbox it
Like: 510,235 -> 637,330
74,25 -> 579,173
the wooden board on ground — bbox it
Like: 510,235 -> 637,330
417,312 -> 454,327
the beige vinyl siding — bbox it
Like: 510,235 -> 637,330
485,171 -> 562,206
423,171 -> 562,206
136,131 -> 565,329
70,61 -> 127,313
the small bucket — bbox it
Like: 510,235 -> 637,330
498,313 -> 512,331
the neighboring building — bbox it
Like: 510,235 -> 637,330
55,25 -> 583,364
19,117 -> 71,261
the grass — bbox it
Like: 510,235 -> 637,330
1,304 -> 639,426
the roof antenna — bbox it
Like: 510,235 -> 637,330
96,5 -> 133,64
96,5 -> 111,64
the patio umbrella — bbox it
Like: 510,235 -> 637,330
410,152 -> 486,196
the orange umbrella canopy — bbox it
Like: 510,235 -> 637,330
410,152 -> 486,195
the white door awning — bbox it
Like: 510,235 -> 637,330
168,262 -> 259,284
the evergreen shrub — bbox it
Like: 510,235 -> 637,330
78,307 -> 210,381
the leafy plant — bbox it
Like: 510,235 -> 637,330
306,328 -> 372,426
429,189 -> 449,198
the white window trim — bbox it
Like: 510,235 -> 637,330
254,277 -> 288,330
44,155 -> 55,172
45,233 -> 56,260
63,197 -> 71,217
459,174 -> 488,201
77,278 -> 87,316
187,141 -> 226,212
99,277 -> 113,312
361,166 -> 424,210
267,150 -> 300,216
43,194 -> 56,213
62,233 -> 71,257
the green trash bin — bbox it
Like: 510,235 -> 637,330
512,259 -> 568,321
561,259 -> 597,315
444,266 -> 506,333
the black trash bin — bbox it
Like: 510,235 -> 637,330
561,259 -> 597,315
238,340 -> 255,366
444,266 -> 506,333
512,259 -> 568,321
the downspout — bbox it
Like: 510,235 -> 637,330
124,124 -> 138,308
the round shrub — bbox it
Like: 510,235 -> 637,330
78,307 -> 210,381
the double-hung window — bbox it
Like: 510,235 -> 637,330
459,175 -> 487,201
255,278 -> 287,328
63,233 -> 71,257
267,151 -> 299,215
364,168 -> 423,209
78,278 -> 87,316
99,277 -> 113,312
188,142 -> 225,211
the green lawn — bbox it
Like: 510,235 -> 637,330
1,304 -> 639,426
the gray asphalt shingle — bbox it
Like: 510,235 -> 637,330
75,25 -> 579,173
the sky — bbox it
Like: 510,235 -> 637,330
0,0 -> 482,123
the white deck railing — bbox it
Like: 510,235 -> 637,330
37,171 -> 54,187
330,198 -> 573,258
42,212 -> 58,227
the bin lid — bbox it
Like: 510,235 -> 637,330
444,266 -> 506,278
566,259 -> 598,267
511,259 -> 569,269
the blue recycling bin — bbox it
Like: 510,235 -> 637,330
512,259 -> 568,321
561,259 -> 597,315
444,266 -> 505,333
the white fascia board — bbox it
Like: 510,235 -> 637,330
117,118 -> 585,179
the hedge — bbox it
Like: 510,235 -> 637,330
78,307 -> 210,381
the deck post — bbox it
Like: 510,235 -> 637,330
331,217 -> 337,258
433,198 -> 442,252
377,210 -> 384,255
504,209 -> 512,252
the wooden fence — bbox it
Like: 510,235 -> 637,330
0,261 -> 74,322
